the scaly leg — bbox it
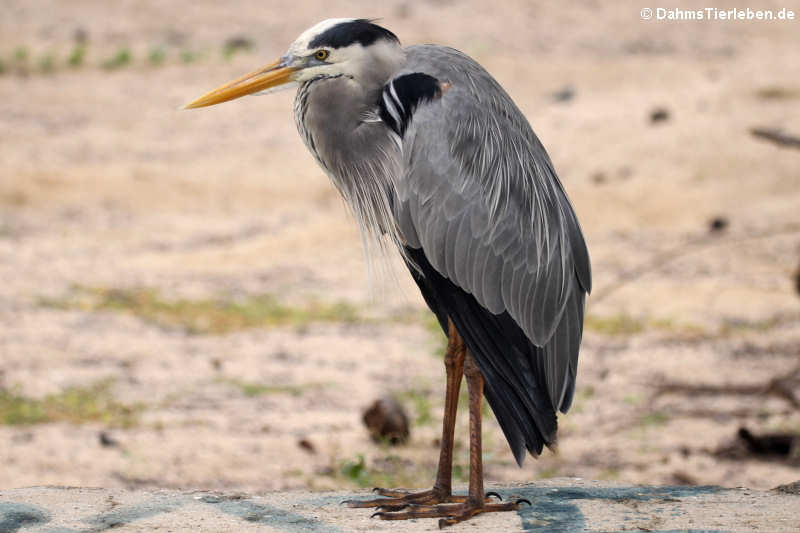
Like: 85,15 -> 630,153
346,321 -> 498,510
371,353 -> 530,527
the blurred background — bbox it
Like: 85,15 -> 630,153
1,0 -> 798,492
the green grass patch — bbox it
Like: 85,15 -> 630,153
585,313 -> 709,337
11,46 -> 30,75
336,454 -> 441,489
340,454 -> 371,487
638,411 -> 669,427
456,383 -> 493,419
220,378 -> 318,398
13,46 -> 29,63
719,314 -> 794,334
623,394 -> 641,405
180,50 -> 198,64
2,38 -> 254,77
579,385 -> 595,400
222,37 -> 253,60
649,317 -> 707,336
598,468 -> 620,480
102,48 -> 132,70
395,388 -> 434,426
570,384 -> 595,413
67,45 -> 86,68
585,313 -> 645,335
536,466 -> 560,479
422,315 -> 447,355
38,53 -> 55,74
41,287 -> 361,334
148,47 -> 166,66
451,463 -> 468,483
0,381 -> 141,427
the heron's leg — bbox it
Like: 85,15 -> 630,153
382,319 -> 464,499
346,320 -> 481,508
463,353 -> 485,505
372,353 -> 530,526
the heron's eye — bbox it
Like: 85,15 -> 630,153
314,49 -> 329,61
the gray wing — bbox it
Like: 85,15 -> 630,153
393,45 -> 591,412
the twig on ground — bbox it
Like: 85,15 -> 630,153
750,127 -> 800,150
652,364 -> 800,409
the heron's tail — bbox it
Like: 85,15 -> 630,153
403,246 -> 559,465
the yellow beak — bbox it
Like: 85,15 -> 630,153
183,59 -> 297,109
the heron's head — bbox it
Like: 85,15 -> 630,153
184,18 -> 404,109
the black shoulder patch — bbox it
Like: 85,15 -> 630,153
378,73 -> 444,136
309,19 -> 399,49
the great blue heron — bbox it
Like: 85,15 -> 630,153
186,18 -> 591,527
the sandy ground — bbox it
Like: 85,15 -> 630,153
3,481 -> 800,532
1,0 -> 799,495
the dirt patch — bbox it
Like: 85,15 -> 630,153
1,0 -> 799,493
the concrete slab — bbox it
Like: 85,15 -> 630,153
1,479 -> 798,532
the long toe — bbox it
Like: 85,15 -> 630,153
373,503 -> 463,520
344,487 -> 451,508
437,500 -> 530,528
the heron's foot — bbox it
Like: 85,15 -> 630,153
343,487 -> 501,510
370,498 -> 531,528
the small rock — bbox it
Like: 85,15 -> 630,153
297,438 -> 316,454
99,431 -> 120,448
362,396 -> 410,445
73,28 -> 89,44
591,171 -> 607,185
272,349 -> 290,361
224,36 -> 254,50
394,3 -> 412,19
670,470 -> 698,486
650,107 -> 670,124
708,216 -> 729,233
552,85 -> 575,103
737,427 -> 796,457
165,29 -> 188,46
794,261 -> 800,297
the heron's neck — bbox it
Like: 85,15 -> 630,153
294,76 -> 404,254
295,75 -> 399,181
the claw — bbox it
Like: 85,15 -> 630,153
485,491 -> 502,501
342,499 -> 368,508
370,511 -> 385,519
372,487 -> 382,493
515,498 -> 532,507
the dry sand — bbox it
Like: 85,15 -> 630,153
1,0 -> 799,496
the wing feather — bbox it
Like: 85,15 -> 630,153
392,45 -> 591,449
